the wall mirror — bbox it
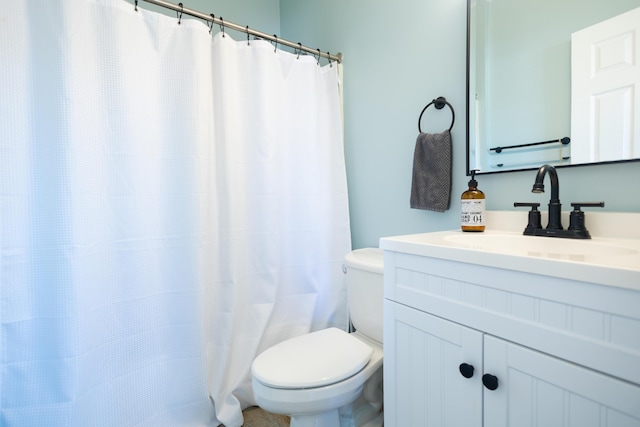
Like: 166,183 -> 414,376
466,0 -> 640,175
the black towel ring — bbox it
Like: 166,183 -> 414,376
418,96 -> 455,133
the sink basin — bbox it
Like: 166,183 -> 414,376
443,233 -> 638,262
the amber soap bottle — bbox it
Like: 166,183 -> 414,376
461,170 -> 485,232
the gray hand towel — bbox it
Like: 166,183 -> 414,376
410,130 -> 452,212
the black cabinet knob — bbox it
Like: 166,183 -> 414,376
482,373 -> 499,390
459,363 -> 475,379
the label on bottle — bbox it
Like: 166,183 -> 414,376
461,199 -> 486,226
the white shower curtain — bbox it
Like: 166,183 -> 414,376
0,1 -> 351,426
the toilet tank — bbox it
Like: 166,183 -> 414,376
344,248 -> 384,344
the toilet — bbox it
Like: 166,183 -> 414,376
251,248 -> 384,427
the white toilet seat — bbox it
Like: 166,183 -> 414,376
251,332 -> 383,421
251,327 -> 373,389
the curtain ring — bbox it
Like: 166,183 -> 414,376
208,14 -> 215,34
273,35 -> 278,53
246,26 -> 250,46
134,0 -> 138,11
328,52 -> 332,68
176,3 -> 183,25
219,17 -> 225,37
297,42 -> 302,59
316,48 -> 321,66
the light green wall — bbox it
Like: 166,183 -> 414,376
280,0 -> 469,249
133,0 -> 640,249
279,0 -> 640,249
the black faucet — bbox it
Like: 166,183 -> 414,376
514,164 -> 605,239
532,164 -> 562,230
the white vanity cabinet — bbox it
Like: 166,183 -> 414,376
381,247 -> 640,427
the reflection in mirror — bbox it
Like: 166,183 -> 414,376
466,0 -> 640,175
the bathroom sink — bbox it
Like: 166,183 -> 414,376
443,232 -> 638,261
379,211 -> 640,290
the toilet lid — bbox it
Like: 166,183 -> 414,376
251,327 -> 373,389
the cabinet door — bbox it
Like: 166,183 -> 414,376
484,335 -> 640,427
384,300 -> 483,427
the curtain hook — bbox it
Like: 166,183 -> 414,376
134,0 -> 138,11
219,17 -> 225,37
273,35 -> 278,53
316,48 -> 321,66
246,26 -> 250,46
208,14 -> 215,34
176,3 -> 183,25
297,42 -> 302,59
328,52 -> 332,68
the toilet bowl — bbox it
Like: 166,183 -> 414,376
251,248 -> 384,427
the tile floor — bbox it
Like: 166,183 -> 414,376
242,406 -> 290,427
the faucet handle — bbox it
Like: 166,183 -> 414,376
569,202 -> 604,234
514,202 -> 542,233
570,202 -> 605,210
514,202 -> 540,209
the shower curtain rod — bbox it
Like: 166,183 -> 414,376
139,0 -> 343,63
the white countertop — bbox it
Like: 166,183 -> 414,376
380,211 -> 640,290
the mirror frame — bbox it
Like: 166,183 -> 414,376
465,0 -> 640,176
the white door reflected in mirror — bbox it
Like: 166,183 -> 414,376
571,7 -> 640,164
